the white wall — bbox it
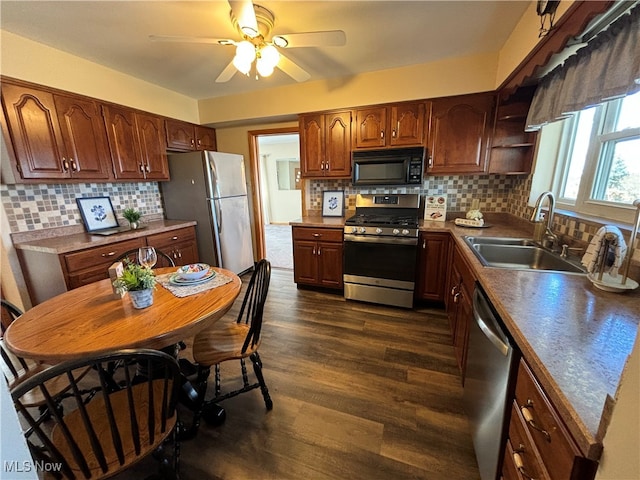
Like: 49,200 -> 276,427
259,140 -> 302,224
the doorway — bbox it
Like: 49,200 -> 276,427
248,128 -> 302,269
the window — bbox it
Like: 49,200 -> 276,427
547,90 -> 640,223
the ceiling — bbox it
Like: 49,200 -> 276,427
0,1 -> 531,100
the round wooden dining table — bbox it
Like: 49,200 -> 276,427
4,267 -> 242,363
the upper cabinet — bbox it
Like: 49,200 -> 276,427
426,92 -> 495,175
165,119 -> 217,152
488,87 -> 537,175
102,105 -> 169,181
299,110 -> 351,178
353,101 -> 425,149
1,81 -> 112,181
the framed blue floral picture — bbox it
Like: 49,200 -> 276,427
76,196 -> 119,232
322,190 -> 344,217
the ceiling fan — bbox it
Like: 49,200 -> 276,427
149,0 -> 346,83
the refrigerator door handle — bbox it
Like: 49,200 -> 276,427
207,157 -> 221,199
216,199 -> 223,233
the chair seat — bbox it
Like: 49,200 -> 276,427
192,322 -> 260,367
52,381 -> 176,477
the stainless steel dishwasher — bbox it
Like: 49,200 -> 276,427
463,285 -> 520,480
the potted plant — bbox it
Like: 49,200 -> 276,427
113,260 -> 156,309
122,207 -> 142,229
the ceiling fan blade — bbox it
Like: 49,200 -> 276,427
149,35 -> 235,45
277,52 -> 311,82
228,0 -> 258,37
216,60 -> 238,83
275,30 -> 346,48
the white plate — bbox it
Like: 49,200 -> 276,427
169,269 -> 216,286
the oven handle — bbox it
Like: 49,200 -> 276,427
343,234 -> 418,246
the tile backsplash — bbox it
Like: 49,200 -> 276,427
1,182 -> 163,232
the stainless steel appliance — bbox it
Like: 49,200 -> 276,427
343,193 -> 420,308
161,151 -> 254,275
352,147 -> 424,186
464,286 -> 520,480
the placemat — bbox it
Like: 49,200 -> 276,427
156,271 -> 234,298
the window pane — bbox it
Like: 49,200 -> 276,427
593,137 -> 640,204
561,108 -> 596,200
616,90 -> 640,130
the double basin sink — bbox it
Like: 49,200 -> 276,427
463,236 -> 587,274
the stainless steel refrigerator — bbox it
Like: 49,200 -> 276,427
161,151 -> 254,275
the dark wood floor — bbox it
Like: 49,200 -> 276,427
117,268 -> 480,480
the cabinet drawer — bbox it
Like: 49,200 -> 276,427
67,265 -> 112,289
64,238 -> 145,272
146,227 -> 196,249
292,227 -> 343,243
514,361 -> 583,479
508,401 -> 550,480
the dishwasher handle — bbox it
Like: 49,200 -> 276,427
473,288 -> 511,357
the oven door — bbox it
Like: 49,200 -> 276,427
343,234 -> 417,284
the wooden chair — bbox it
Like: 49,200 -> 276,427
10,348 -> 182,480
116,248 -> 176,268
189,259 -> 272,433
1,299 -> 91,408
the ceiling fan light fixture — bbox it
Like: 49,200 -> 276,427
235,40 -> 256,62
256,57 -> 275,77
260,44 -> 280,66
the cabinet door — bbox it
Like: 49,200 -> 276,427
324,111 -> 351,178
318,241 -> 343,288
1,83 -> 67,180
415,232 -> 449,302
299,114 -> 325,177
165,119 -> 195,151
427,92 -> 494,174
454,283 -> 472,380
353,107 -> 386,148
172,241 -> 199,266
136,113 -> 169,180
103,105 -> 144,180
293,240 -> 319,285
390,102 -> 425,146
54,95 -> 112,180
195,126 -> 217,151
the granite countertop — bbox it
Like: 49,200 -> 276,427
422,215 -> 639,460
290,215 -> 349,228
12,219 -> 197,254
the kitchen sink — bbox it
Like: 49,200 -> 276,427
463,236 -> 587,274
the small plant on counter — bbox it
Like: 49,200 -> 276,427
113,260 -> 156,294
122,207 -> 141,224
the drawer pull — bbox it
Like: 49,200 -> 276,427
513,452 -> 536,480
101,251 -> 116,257
312,233 -> 321,238
171,236 -> 179,241
521,404 -> 551,442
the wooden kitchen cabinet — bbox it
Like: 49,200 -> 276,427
299,111 -> 351,178
103,105 -> 169,181
445,243 -> 475,382
353,101 -> 425,149
292,226 -> 343,289
500,359 -> 599,480
146,226 -> 199,266
1,82 -> 112,181
415,232 -> 449,302
489,87 -> 537,175
427,92 -> 495,174
165,118 -> 217,152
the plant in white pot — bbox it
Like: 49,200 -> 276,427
113,260 -> 156,309
122,207 -> 142,229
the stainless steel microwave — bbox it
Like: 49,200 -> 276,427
352,147 -> 425,186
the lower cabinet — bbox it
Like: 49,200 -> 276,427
415,232 -> 449,302
292,226 -> 343,289
500,359 -> 598,480
17,226 -> 199,305
445,243 -> 475,382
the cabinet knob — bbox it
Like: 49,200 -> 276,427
317,247 -> 321,256
380,130 -> 384,139
512,452 -> 536,480
69,158 -> 77,171
62,158 -> 70,172
139,164 -> 145,172
312,233 -> 321,238
520,402 -> 551,442
422,240 -> 427,249
171,236 -> 178,241
101,251 -> 116,257
145,164 -> 150,173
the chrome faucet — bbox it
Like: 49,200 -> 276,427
530,191 -> 560,250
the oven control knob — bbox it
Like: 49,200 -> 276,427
358,227 -> 366,234
402,229 -> 410,235
393,229 -> 400,235
350,227 -> 358,234
375,228 -> 383,234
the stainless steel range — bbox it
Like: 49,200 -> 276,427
343,193 -> 420,308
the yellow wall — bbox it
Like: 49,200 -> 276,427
198,52 -> 499,126
0,30 -> 199,123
